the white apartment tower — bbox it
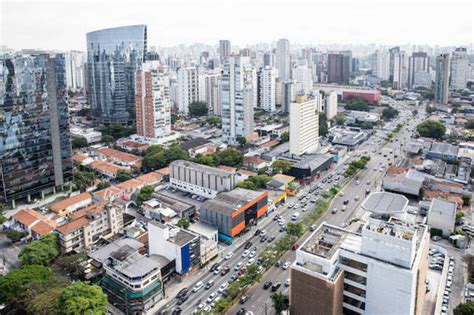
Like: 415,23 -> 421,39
392,51 -> 408,89
221,57 -> 255,145
219,40 -> 231,62
277,38 -> 291,81
292,65 -> 313,95
135,62 -> 172,138
325,91 -> 338,120
177,66 -> 200,114
289,95 -> 319,156
372,50 -> 390,81
203,72 -> 222,116
408,52 -> 431,88
65,50 -> 86,90
450,47 -> 469,90
258,66 -> 276,112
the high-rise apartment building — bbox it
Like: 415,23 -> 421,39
277,38 -> 291,81
290,192 -> 429,315
372,50 -> 390,81
281,80 -> 294,113
289,95 -> 319,156
392,50 -> 408,89
86,25 -> 147,124
435,53 -> 450,104
450,47 -> 469,90
328,51 -> 351,85
219,40 -> 231,62
0,54 -> 73,207
293,65 -> 313,95
177,66 -> 200,114
408,52 -> 430,88
65,50 -> 86,91
135,62 -> 171,139
203,72 -> 222,116
221,57 -> 255,145
325,91 -> 338,120
258,66 -> 276,112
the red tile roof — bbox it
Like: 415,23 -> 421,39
93,186 -> 124,200
243,156 -> 266,165
30,221 -> 54,235
136,172 -> 163,185
97,147 -> 143,163
259,140 -> 279,148
56,217 -> 90,235
50,192 -> 91,213
90,160 -> 125,175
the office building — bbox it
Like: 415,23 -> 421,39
0,54 -> 73,207
325,91 -> 338,120
289,95 -> 319,156
263,51 -> 274,67
177,66 -> 200,114
372,50 -> 390,81
203,72 -> 222,116
277,38 -> 291,81
450,47 -> 469,90
258,66 -> 276,112
149,221 -> 200,274
221,56 -> 256,145
200,188 -> 269,243
293,65 -> 313,94
219,40 -> 231,62
392,50 -> 408,89
328,51 -> 352,85
90,238 -> 163,314
135,62 -> 171,138
290,192 -> 429,315
434,53 -> 450,104
408,52 -> 430,88
86,25 -> 147,124
169,160 -> 236,198
64,50 -> 85,90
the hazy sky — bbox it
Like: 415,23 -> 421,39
1,0 -> 473,51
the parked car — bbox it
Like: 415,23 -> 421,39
271,282 -> 281,292
263,281 -> 272,290
205,280 -> 214,290
245,242 -> 253,250
239,294 -> 250,304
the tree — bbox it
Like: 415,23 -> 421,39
382,106 -> 399,120
249,175 -> 272,188
416,120 -> 446,139
462,195 -> 471,206
216,148 -> 244,167
236,180 -> 257,190
6,230 -> 27,242
206,116 -> 221,127
136,185 -> 155,205
272,160 -> 292,174
335,114 -> 345,126
96,181 -> 111,190
101,135 -> 115,144
164,144 -> 189,163
22,275 -> 67,315
412,109 -> 418,116
319,113 -> 329,136
72,137 -> 88,149
102,123 -> 135,140
189,101 -> 208,117
426,106 -> 437,114
115,170 -> 132,182
345,96 -> 370,111
280,131 -> 289,142
237,136 -> 247,147
454,301 -> 474,315
286,222 -> 304,237
19,234 -> 60,266
56,281 -> 107,315
73,171 -> 97,191
54,253 -> 88,278
192,154 -> 216,167
271,292 -> 289,315
176,218 -> 190,229
457,211 -> 465,219
0,204 -> 5,225
0,265 -> 54,308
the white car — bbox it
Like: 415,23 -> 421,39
213,266 -> 222,275
282,261 -> 291,270
242,250 -> 250,258
207,292 -> 217,303
249,250 -> 257,258
224,252 -> 233,260
234,261 -> 243,270
218,282 -> 229,293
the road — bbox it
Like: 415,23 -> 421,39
159,104 -> 419,315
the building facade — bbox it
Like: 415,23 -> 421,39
277,38 -> 291,81
169,160 -> 236,198
434,53 -> 450,104
203,71 -> 222,116
0,53 -> 73,207
392,50 -> 408,89
86,25 -> 147,124
325,91 -> 338,120
65,50 -> 86,90
328,51 -> 351,85
221,56 -> 255,145
289,95 -> 319,156
450,47 -> 469,90
258,66 -> 276,112
408,52 -> 430,88
372,50 -> 390,81
219,40 -> 231,63
177,66 -> 200,114
292,65 -> 313,95
135,62 -> 171,138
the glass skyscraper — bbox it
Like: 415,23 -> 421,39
86,25 -> 147,124
0,54 -> 73,206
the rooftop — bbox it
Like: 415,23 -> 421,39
56,216 -> 90,235
89,238 -> 144,263
292,153 -> 334,171
171,160 -> 235,178
430,198 -> 457,218
49,192 -> 91,213
201,188 -> 267,216
97,147 -> 143,163
179,137 -> 210,150
300,223 -> 350,259
361,192 -> 408,215
90,160 -> 125,175
117,179 -> 144,191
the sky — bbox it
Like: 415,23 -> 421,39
1,0 -> 473,51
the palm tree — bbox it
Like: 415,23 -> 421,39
271,292 -> 289,315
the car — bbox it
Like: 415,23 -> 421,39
355,180 -> 360,185
310,224 -> 317,231
285,278 -> 290,287
260,230 -> 267,236
267,235 -> 276,242
218,282 -> 229,293
282,261 -> 291,270
339,192 -> 344,197
239,294 -> 250,304
342,205 -> 347,211
242,250 -> 250,258
343,199 -> 349,205
254,229 -> 261,236
176,287 -> 188,299
271,282 -> 282,292
235,261 -> 243,270
193,281 -> 204,292
172,307 -> 182,315
260,235 -> 268,242
249,250 -> 257,258
221,266 -> 230,276
263,281 -> 272,289
246,258 -> 255,266
245,242 -> 253,250
207,292 -> 217,303
210,263 -> 219,272
205,280 -> 214,290
275,260 -> 282,267
230,274 -> 238,282
177,294 -> 189,305
332,208 -> 338,214
225,252 -> 233,260
279,226 -> 286,232
213,266 -> 222,275
203,305 -> 211,312
354,196 -> 359,201
366,181 -> 371,185
279,220 -> 286,226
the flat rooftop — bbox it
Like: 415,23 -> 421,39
300,223 -> 351,259
171,160 -> 234,177
200,188 -> 265,216
89,238 -> 144,264
292,153 -> 333,170
364,217 -> 416,241
361,192 -> 408,215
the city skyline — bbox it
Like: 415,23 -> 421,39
2,0 -> 473,51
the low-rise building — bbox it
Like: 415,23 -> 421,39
70,127 -> 102,144
200,188 -> 269,243
89,160 -> 128,178
96,147 -> 143,168
345,110 -> 380,124
188,222 -> 219,265
424,142 -> 459,162
288,154 -> 334,185
243,156 -> 267,171
49,192 -> 92,216
56,202 -> 124,253
382,167 -> 424,197
148,221 -> 200,274
11,208 -> 56,239
169,160 -> 236,198
427,198 -> 457,236
116,179 -> 145,201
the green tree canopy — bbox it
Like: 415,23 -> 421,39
72,137 -> 88,149
271,292 -> 289,315
416,120 -> 446,139
465,120 -> 474,129
136,185 -> 155,205
19,234 -> 59,266
102,123 -> 135,140
176,218 -> 190,229
237,136 -> 247,147
319,113 -> 329,136
22,275 -> 67,315
0,265 -> 54,307
272,160 -> 292,174
115,170 -> 132,182
236,180 -> 257,190
335,114 -> 345,126
189,101 -> 209,117
142,144 -> 189,171
345,96 -> 370,111
454,301 -> 474,315
216,148 -> 243,167
206,116 -> 221,127
73,171 -> 97,192
280,131 -> 289,142
382,106 -> 399,120
192,154 -> 217,167
286,222 -> 304,237
56,281 -> 108,315
101,135 -> 115,144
